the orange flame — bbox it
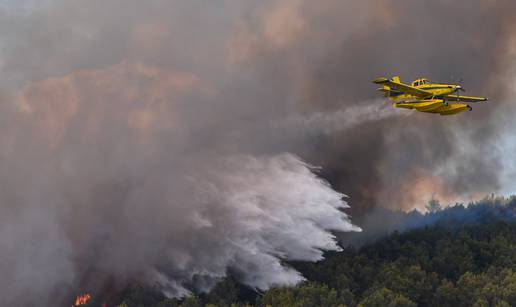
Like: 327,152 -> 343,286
73,293 -> 91,306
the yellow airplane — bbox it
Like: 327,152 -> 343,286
373,76 -> 488,115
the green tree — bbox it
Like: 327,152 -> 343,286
425,198 -> 442,213
258,282 -> 344,307
204,278 -> 240,307
369,263 -> 437,305
358,288 -> 416,307
433,280 -> 463,307
179,296 -> 202,307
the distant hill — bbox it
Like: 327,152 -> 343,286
343,195 -> 516,246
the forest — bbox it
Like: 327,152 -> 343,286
100,197 -> 516,307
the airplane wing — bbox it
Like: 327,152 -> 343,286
443,95 -> 488,103
373,77 -> 432,98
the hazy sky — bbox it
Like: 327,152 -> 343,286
0,1 -> 515,305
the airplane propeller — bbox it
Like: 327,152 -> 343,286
452,77 -> 465,102
456,85 -> 466,92
453,76 -> 466,92
455,86 -> 463,101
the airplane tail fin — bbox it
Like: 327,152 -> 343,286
376,85 -> 390,97
376,76 -> 401,100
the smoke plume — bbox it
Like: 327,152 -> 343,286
0,0 -> 516,305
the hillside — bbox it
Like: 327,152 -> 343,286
105,199 -> 516,307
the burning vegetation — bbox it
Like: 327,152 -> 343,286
72,293 -> 91,306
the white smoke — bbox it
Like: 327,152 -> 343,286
13,0 -> 509,304
278,100 -> 408,135
0,57 -> 363,305
2,0 -> 513,304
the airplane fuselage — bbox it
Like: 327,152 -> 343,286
388,83 -> 460,102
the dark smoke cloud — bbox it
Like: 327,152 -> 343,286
275,0 -> 516,213
0,62 -> 363,306
194,0 -> 516,213
0,0 -> 515,305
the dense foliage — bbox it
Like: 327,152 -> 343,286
346,195 -> 516,245
104,199 -> 516,307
